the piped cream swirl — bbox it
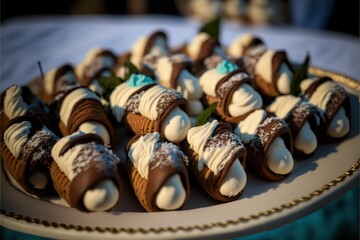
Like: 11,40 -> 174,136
4,85 -> 28,119
4,121 -> 32,158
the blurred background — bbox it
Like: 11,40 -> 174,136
1,0 -> 359,36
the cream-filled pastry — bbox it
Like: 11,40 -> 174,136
0,115 -> 59,197
42,64 -> 78,104
55,86 -> 115,146
301,76 -> 350,141
243,46 -> 294,97
110,74 -> 190,143
182,120 -> 247,201
129,31 -> 170,69
267,95 -> 319,157
199,60 -> 262,123
126,132 -> 190,212
51,130 -> 122,212
227,33 -> 265,58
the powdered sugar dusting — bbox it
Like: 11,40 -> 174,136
255,117 -> 287,147
150,141 -> 188,170
156,89 -> 183,116
72,142 -> 119,177
20,126 -> 59,168
217,72 -> 250,100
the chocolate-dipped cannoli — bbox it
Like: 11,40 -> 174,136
181,32 -> 228,76
227,33 -> 265,58
0,85 -> 58,134
154,54 -> 204,118
126,132 -> 190,212
234,111 -> 293,181
55,86 -> 115,146
0,115 -> 59,196
40,64 -> 79,104
267,95 -> 319,158
243,44 -> 294,98
117,31 -> 170,72
50,131 -> 122,212
181,120 -> 247,202
300,76 -> 351,141
199,60 -> 262,123
110,74 -> 191,143
76,48 -> 117,96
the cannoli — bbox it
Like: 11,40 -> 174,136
117,31 -> 170,71
181,120 -> 247,202
55,86 -> 115,146
181,32 -> 228,76
243,44 -> 294,98
227,33 -> 265,58
0,85 -> 58,134
154,54 -> 204,117
199,60 -> 262,123
50,130 -> 122,212
40,64 -> 79,104
234,110 -> 294,181
76,48 -> 117,96
110,73 -> 191,143
0,115 -> 59,196
126,132 -> 190,212
267,95 -> 319,157
300,76 -> 351,141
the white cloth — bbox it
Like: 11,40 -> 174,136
1,15 -> 359,92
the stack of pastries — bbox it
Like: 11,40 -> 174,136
0,26 -> 352,213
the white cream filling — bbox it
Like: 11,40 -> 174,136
78,121 -> 111,146
161,107 -> 191,143
327,107 -> 350,138
255,49 -> 274,84
59,88 -> 100,127
155,174 -> 187,210
277,63 -> 292,94
188,100 -> 204,116
267,95 -> 301,119
29,172 -> 48,189
199,68 -> 225,97
83,179 -> 119,212
228,83 -> 263,117
138,85 -> 167,121
219,159 -> 247,197
110,83 -> 142,122
227,33 -> 257,58
234,109 -> 267,144
128,132 -> 159,179
300,77 -> 316,93
177,69 -> 203,100
4,85 -> 28,119
4,121 -> 31,158
266,137 -> 293,175
294,121 -> 317,154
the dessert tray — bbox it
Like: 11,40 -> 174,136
1,66 -> 359,239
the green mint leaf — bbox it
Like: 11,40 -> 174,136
124,60 -> 140,80
199,16 -> 221,39
290,52 -> 310,96
194,102 -> 217,127
98,75 -> 124,101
